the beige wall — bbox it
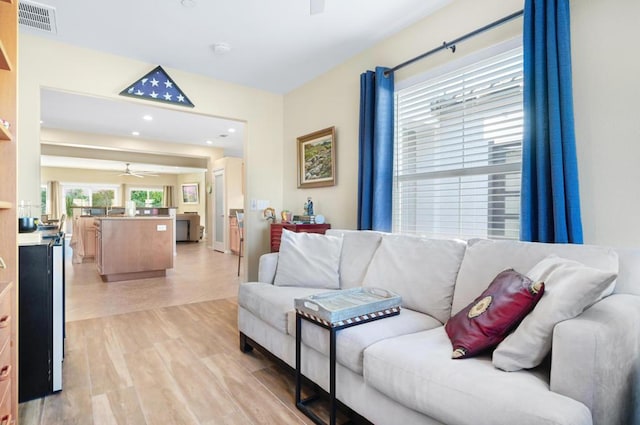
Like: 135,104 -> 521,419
177,172 -> 206,217
212,157 -> 244,252
283,0 -> 523,230
41,166 -> 179,187
570,0 -> 640,247
19,34 -> 284,279
283,0 -> 640,248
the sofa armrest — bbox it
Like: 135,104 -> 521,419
551,294 -> 640,425
258,252 -> 279,284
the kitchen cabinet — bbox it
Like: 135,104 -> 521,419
0,0 -> 18,420
84,221 -> 96,258
95,217 -> 174,282
229,216 -> 239,254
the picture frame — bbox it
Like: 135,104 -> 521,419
181,183 -> 199,204
297,126 -> 336,188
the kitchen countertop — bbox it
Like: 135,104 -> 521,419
94,216 -> 172,220
18,232 -> 62,246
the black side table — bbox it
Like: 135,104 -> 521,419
295,308 -> 400,425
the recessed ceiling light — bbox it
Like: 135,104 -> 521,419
212,42 -> 231,55
143,115 -> 153,121
181,0 -> 196,7
228,128 -> 236,133
132,131 -> 140,136
206,140 -> 213,145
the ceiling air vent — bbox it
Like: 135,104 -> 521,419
18,1 -> 58,34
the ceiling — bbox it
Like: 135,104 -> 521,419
24,0 -> 452,172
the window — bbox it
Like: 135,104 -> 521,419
393,45 -> 523,240
129,187 -> 163,208
63,184 -> 119,216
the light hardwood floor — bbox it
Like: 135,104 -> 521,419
18,241 -> 324,425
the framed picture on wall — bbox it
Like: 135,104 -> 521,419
297,126 -> 336,188
181,183 -> 199,204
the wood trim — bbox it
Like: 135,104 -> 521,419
0,40 -> 10,71
0,126 -> 10,142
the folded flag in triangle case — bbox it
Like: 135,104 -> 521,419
119,65 -> 194,108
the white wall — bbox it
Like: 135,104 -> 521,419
283,0 -> 640,248
19,34 -> 284,279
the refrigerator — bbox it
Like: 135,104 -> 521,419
18,233 -> 65,402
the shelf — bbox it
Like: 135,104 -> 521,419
0,40 -> 11,71
0,201 -> 12,209
0,125 -> 11,141
0,0 -> 14,4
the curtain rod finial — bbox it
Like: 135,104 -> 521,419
442,41 -> 456,53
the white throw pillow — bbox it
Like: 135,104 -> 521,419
362,235 -> 466,323
492,255 -> 618,371
273,229 -> 343,289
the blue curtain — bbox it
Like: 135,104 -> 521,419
358,67 -> 394,231
520,0 -> 583,243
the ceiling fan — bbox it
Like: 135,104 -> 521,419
118,163 -> 158,178
310,0 -> 325,15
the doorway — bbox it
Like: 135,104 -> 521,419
213,169 -> 225,252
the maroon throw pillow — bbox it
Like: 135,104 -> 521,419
445,269 -> 544,359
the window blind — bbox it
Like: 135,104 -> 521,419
393,47 -> 523,240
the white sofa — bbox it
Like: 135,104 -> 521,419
237,229 -> 640,425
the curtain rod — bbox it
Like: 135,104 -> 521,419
384,9 -> 524,77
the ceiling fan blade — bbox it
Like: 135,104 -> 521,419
310,0 -> 325,15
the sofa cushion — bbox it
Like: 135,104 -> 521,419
445,269 -> 544,359
363,235 -> 466,323
238,282 -> 336,333
364,327 -> 592,425
274,229 -> 343,289
325,229 -> 383,289
451,238 -> 619,316
287,308 -> 441,375
493,255 -> 617,371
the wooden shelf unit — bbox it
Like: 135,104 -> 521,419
0,125 -> 11,142
0,40 -> 11,71
0,0 -> 19,420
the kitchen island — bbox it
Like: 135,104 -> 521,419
95,216 -> 174,282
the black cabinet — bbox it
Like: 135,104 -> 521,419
18,238 -> 64,402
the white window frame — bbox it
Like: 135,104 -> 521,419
128,186 -> 164,208
62,183 -> 120,209
393,38 -> 523,241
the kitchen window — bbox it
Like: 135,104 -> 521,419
129,187 -> 163,208
393,43 -> 523,240
63,184 -> 119,216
